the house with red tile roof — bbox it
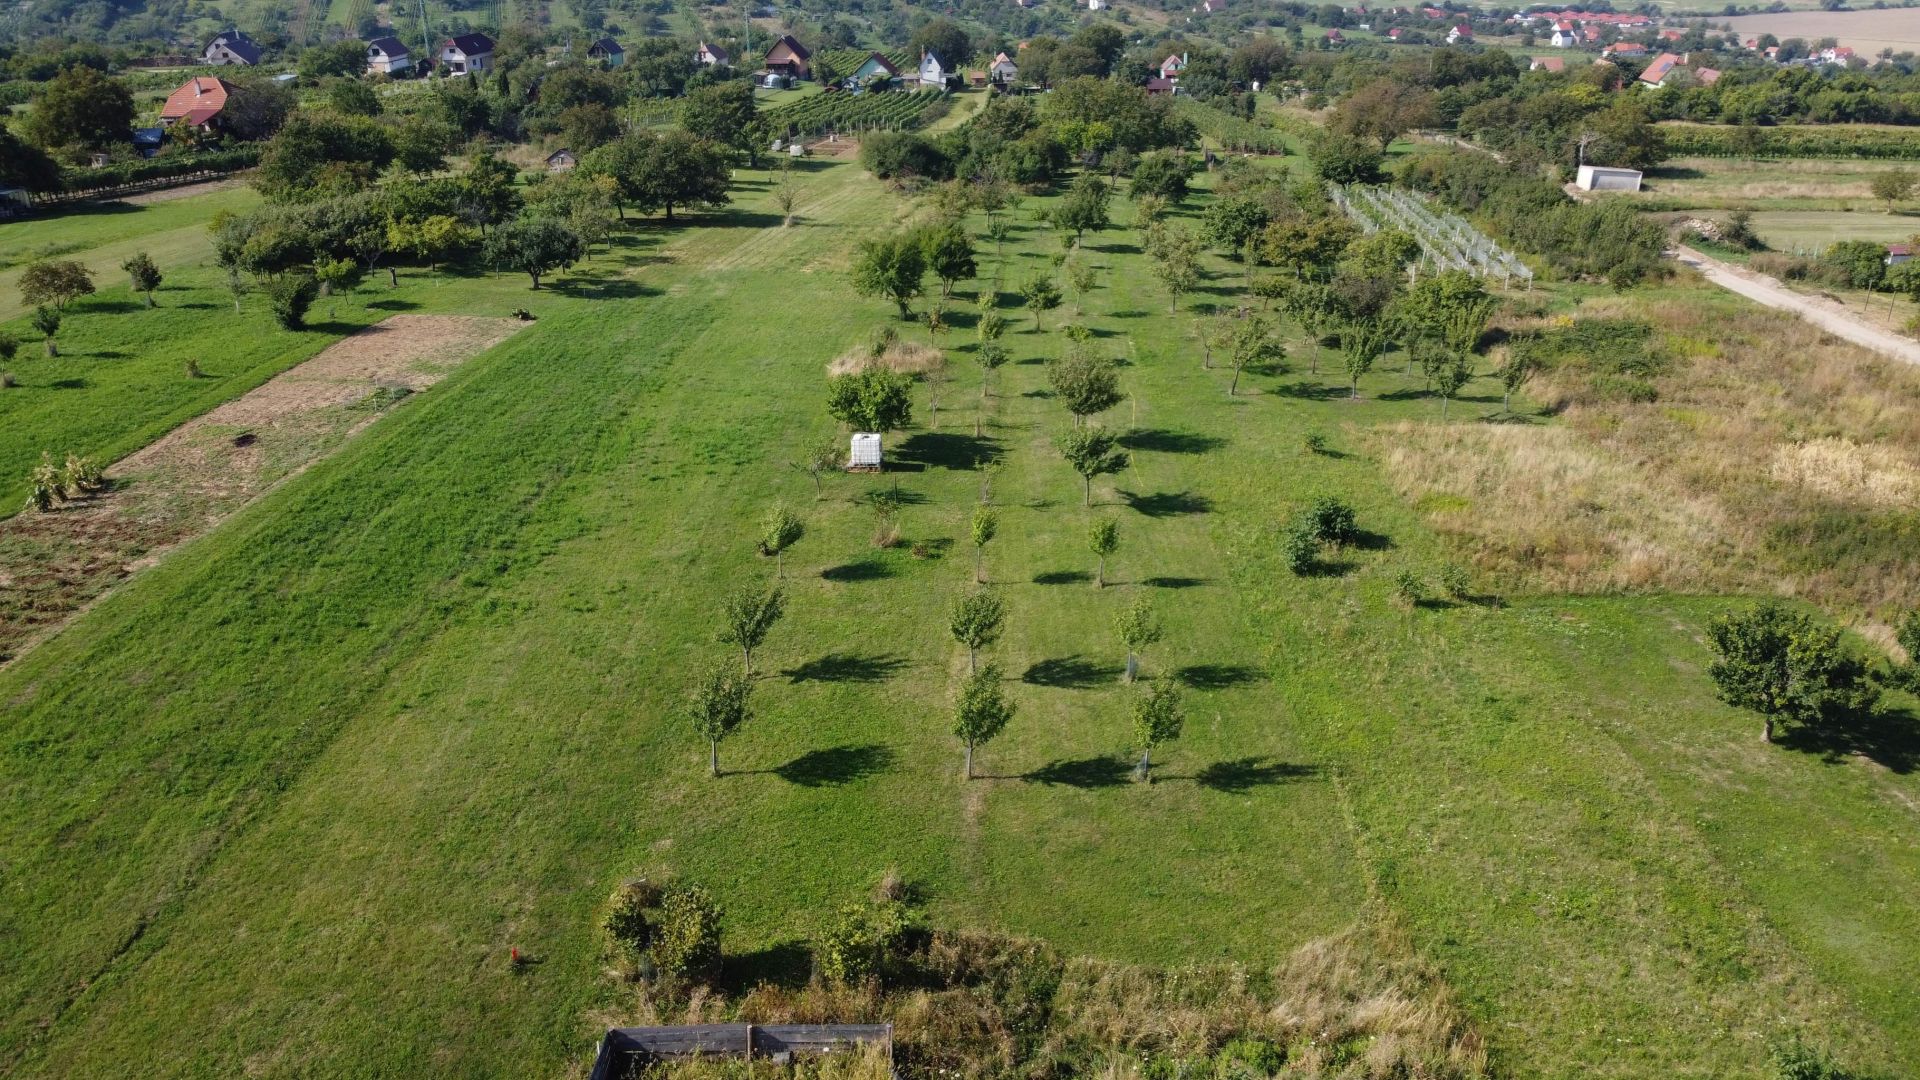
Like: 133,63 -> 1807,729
160,76 -> 234,127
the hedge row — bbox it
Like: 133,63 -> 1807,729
58,146 -> 264,192
1661,124 -> 1920,161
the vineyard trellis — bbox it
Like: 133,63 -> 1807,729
1331,184 -> 1533,289
762,88 -> 946,140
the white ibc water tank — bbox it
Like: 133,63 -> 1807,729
849,433 -> 882,469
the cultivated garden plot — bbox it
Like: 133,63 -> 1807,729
1330,185 -> 1532,288
0,315 -> 523,664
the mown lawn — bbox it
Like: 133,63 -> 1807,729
0,156 -> 1916,1079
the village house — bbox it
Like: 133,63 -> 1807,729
1530,56 -> 1565,72
1325,28 -> 1346,45
764,35 -> 812,79
366,36 -> 412,76
1144,76 -> 1176,95
588,38 -> 625,66
1549,20 -> 1579,48
1447,23 -> 1472,44
1602,41 -> 1647,59
1088,0 -> 1106,10
545,149 -> 577,172
990,52 -> 1018,85
695,41 -> 731,66
1820,45 -> 1856,64
1159,52 -> 1187,79
203,29 -> 261,66
1636,51 -> 1682,87
847,51 -> 901,90
440,32 -> 495,75
917,50 -> 956,89
1886,243 -> 1911,266
160,75 -> 234,129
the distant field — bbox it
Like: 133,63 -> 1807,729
1719,9 -> 1920,54
1747,208 -> 1920,251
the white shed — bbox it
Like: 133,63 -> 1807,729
849,433 -> 882,471
1575,165 -> 1643,192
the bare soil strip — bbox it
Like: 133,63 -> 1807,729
1672,245 -> 1920,366
0,315 -> 525,664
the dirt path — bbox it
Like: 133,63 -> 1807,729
0,315 -> 525,665
118,176 -> 248,206
1671,245 -> 1920,366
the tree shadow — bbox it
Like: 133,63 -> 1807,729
783,651 -> 909,684
1121,489 -> 1213,517
1779,704 -> 1920,775
1022,655 -> 1121,688
1176,663 -> 1263,689
1272,380 -> 1351,401
821,558 -> 895,582
775,744 -> 896,786
84,299 -> 145,315
1143,576 -> 1209,589
895,432 -> 999,470
1190,757 -> 1319,793
1032,569 -> 1091,586
1348,529 -> 1393,552
547,277 -> 654,300
1025,755 -> 1131,788
47,378 -> 89,390
721,940 -> 813,992
365,298 -> 422,311
1120,428 -> 1226,455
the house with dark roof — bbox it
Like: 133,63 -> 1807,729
366,37 -> 412,75
588,38 -> 625,66
847,51 -> 901,90
1144,76 -> 1176,95
696,41 -> 731,66
204,29 -> 262,66
546,148 -> 578,171
440,33 -> 495,75
764,35 -> 812,79
916,50 -> 955,89
160,76 -> 235,127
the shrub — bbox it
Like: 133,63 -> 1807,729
1769,1037 -> 1853,1080
1390,568 -> 1425,608
1439,561 -> 1473,600
816,898 -> 910,985
1,373 -> 15,389
1213,1037 -> 1286,1076
263,274 -> 318,331
1281,523 -> 1319,576
602,878 -> 664,959
1591,373 -> 1659,404
62,454 -> 104,497
25,453 -> 63,512
184,358 -> 204,379
1303,496 -> 1358,547
1303,431 -> 1328,455
652,881 -> 724,983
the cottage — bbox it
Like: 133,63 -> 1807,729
1529,56 -> 1565,72
1602,41 -> 1647,59
1325,29 -> 1346,45
1636,51 -> 1682,87
1575,165 -> 1643,192
1386,27 -> 1403,40
203,29 -> 262,66
990,52 -> 1018,84
1549,20 -> 1579,48
764,35 -> 812,79
1144,76 -> 1176,95
546,148 -> 578,171
847,52 -> 901,90
968,69 -> 989,89
695,41 -> 731,66
1820,45 -> 1855,64
1658,28 -> 1685,42
1887,244 -> 1912,266
441,33 -> 495,74
366,36 -> 412,75
1696,67 -> 1721,86
1159,52 -> 1187,79
917,50 -> 954,89
160,76 -> 235,128
1088,0 -> 1106,9
588,38 -> 625,66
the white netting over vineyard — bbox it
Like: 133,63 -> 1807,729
1330,185 -> 1533,289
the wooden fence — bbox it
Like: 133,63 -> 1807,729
588,1023 -> 893,1080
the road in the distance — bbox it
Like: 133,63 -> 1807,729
1671,245 -> 1920,366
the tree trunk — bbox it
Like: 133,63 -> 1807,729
1311,341 -> 1319,376
964,742 -> 974,780
1763,716 -> 1774,743
975,546 -> 984,583
1096,554 -> 1105,588
144,292 -> 155,308
1083,476 -> 1092,507
1351,377 -> 1360,400
1229,367 -> 1240,396
1503,387 -> 1512,412
742,644 -> 752,676
710,740 -> 720,777
968,643 -> 977,673
665,202 -> 675,221
529,272 -> 542,289
1441,395 -> 1451,421
1138,747 -> 1152,783
812,472 -> 823,498
776,550 -> 785,579
45,339 -> 58,357
1124,650 -> 1136,683
387,266 -> 398,287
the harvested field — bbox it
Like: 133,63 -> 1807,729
0,315 -> 523,664
1720,10 -> 1920,56
1371,292 -> 1920,628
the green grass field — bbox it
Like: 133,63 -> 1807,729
1,158 -> 1917,1079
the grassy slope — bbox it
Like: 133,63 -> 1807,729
0,159 -> 1916,1078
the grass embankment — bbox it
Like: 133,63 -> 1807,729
0,157 -> 1915,1080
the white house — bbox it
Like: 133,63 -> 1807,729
1575,165 -> 1643,192
990,52 -> 1018,84
1549,20 -> 1579,48
917,50 -> 952,88
695,41 -> 731,66
440,32 -> 495,75
1446,24 -> 1473,44
1159,52 -> 1187,79
1088,0 -> 1106,10
366,36 -> 412,75
203,29 -> 262,66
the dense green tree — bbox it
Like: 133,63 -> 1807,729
1228,316 -> 1284,397
634,130 -> 732,221
482,216 -> 585,288
1115,595 -> 1163,684
910,17 -> 972,69
953,663 -> 1015,780
22,65 -> 133,153
220,77 -> 298,141
1339,319 -> 1388,399
718,583 -> 787,675
680,81 -> 759,162
256,111 -> 395,201
1019,273 -> 1062,330
263,273 -> 318,330
299,40 -> 368,79
826,366 -> 915,433
1871,168 -> 1916,210
1331,80 -> 1437,151
1048,350 -> 1122,424
852,233 -> 928,318
1148,226 -> 1202,312
1131,151 -> 1195,203
1707,602 -> 1877,744
326,78 -> 382,117
19,260 -> 94,310
920,222 -> 977,299
1054,174 -> 1112,240
687,662 -> 753,776
759,503 -> 804,578
1131,680 -> 1185,783
0,127 -> 60,192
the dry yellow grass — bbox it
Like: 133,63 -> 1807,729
1374,294 -> 1920,623
826,340 -> 946,378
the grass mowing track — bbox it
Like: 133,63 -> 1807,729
0,152 -> 1916,1078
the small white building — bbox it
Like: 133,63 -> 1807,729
1575,165 -> 1643,192
440,32 -> 495,75
917,50 -> 951,88
849,433 -> 882,471
366,36 -> 412,75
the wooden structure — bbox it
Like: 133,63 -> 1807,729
546,149 -> 578,171
764,35 -> 812,79
587,1024 -> 891,1080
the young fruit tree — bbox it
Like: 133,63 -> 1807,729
1088,517 -> 1120,588
718,584 -> 787,675
1339,318 -> 1388,400
1432,352 -> 1473,420
792,439 -> 842,498
1131,680 -> 1185,783
759,503 -> 804,578
970,505 -> 999,583
1055,428 -> 1130,508
31,306 -> 62,357
19,260 -> 95,310
920,221 -> 977,299
1115,594 -> 1164,684
1048,351 -> 1123,424
1149,228 -> 1201,313
1066,258 -> 1097,315
687,661 -> 753,776
948,587 -> 1006,673
121,252 -> 163,308
1020,273 -> 1062,331
826,367 -> 915,435
952,662 -> 1015,780
1228,316 -> 1285,397
1706,601 -> 1877,744
1498,352 -> 1532,414
1054,174 -> 1112,241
